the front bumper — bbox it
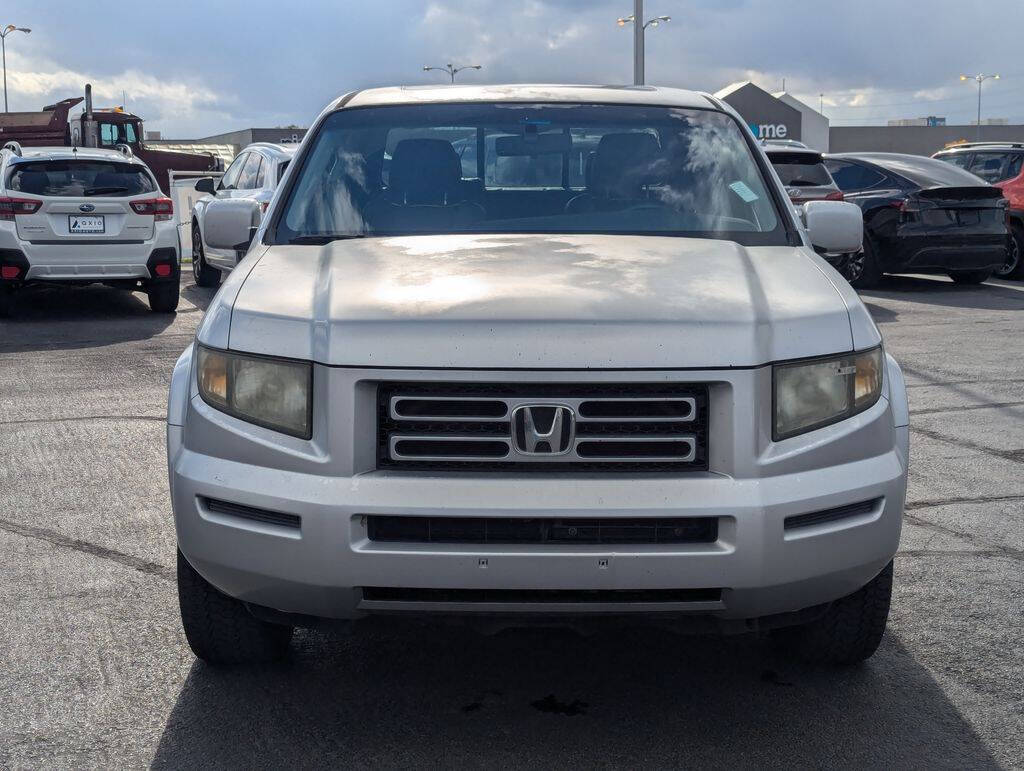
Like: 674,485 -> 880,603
168,355 -> 910,623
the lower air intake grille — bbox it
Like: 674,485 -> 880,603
366,515 -> 718,544
784,498 -> 880,530
377,381 -> 709,472
202,497 -> 301,530
361,587 -> 722,604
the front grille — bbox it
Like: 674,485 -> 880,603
376,382 -> 709,472
366,515 -> 718,544
361,587 -> 722,604
784,498 -> 880,530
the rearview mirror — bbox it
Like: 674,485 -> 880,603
803,200 -> 863,254
194,177 -> 216,195
495,133 -> 571,156
204,199 -> 261,251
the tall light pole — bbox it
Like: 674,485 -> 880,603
616,0 -> 670,85
423,63 -> 481,84
1,24 -> 31,113
960,73 -> 1000,140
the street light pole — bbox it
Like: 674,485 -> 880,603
617,1 -> 670,85
423,63 -> 482,83
0,25 -> 32,113
960,73 -> 1000,141
633,0 -> 644,86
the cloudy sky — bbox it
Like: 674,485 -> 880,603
4,0 -> 1022,137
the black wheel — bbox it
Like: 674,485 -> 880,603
844,230 -> 883,289
192,223 -> 221,288
147,279 -> 180,313
177,550 -> 293,666
996,225 -> 1024,280
0,287 -> 15,319
779,561 -> 893,665
948,269 -> 992,285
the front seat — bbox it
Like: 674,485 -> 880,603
365,138 -> 484,232
566,132 -> 662,214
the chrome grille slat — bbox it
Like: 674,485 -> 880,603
390,435 -> 512,461
389,396 -> 510,422
377,382 -> 709,472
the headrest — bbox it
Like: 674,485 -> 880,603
16,171 -> 49,195
92,171 -> 127,191
590,132 -> 662,198
388,138 -> 463,204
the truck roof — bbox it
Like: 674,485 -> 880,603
337,84 -> 717,111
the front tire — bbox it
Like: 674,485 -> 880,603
779,561 -> 893,665
948,269 -> 992,285
844,231 -> 883,289
192,222 -> 221,288
177,550 -> 293,666
147,280 -> 180,313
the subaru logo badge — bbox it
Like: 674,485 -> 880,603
511,404 -> 575,455
79,203 -> 95,212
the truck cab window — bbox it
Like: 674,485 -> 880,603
99,122 -> 135,147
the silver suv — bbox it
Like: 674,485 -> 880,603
189,142 -> 296,287
168,85 -> 908,667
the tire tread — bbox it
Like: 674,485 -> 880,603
792,561 -> 893,665
177,550 -> 292,666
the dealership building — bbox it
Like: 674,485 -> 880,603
715,81 -> 1024,156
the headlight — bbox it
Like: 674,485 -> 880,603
773,346 -> 883,440
196,345 -> 312,438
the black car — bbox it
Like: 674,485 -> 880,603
824,153 -> 1007,288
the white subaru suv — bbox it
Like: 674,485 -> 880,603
168,86 -> 910,667
0,142 -> 179,316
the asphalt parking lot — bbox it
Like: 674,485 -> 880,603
1,273 -> 1022,768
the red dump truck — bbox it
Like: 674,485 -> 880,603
0,84 -> 222,193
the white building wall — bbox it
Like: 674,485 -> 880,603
773,93 -> 830,152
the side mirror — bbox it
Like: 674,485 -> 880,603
204,199 -> 260,251
803,200 -> 863,254
194,177 -> 216,195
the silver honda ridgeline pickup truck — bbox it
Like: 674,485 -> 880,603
168,85 -> 909,667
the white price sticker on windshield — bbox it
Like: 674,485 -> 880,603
729,181 -> 759,203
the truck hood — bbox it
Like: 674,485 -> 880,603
213,234 -> 870,369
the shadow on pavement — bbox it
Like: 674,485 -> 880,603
0,278 -> 215,353
863,302 -> 899,325
860,275 -> 1024,312
151,624 -> 996,768
181,282 -> 216,313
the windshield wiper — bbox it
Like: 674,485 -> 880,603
84,186 -> 129,196
286,234 -> 369,245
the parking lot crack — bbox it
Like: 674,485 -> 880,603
905,493 -> 1024,510
909,425 -> 1024,465
902,513 -> 1024,563
0,414 -> 164,427
0,517 -> 174,581
912,400 -> 1024,416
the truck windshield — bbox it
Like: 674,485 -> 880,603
7,160 -> 157,197
274,103 -> 785,245
99,122 -> 138,146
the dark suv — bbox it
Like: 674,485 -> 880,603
933,142 -> 1024,279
